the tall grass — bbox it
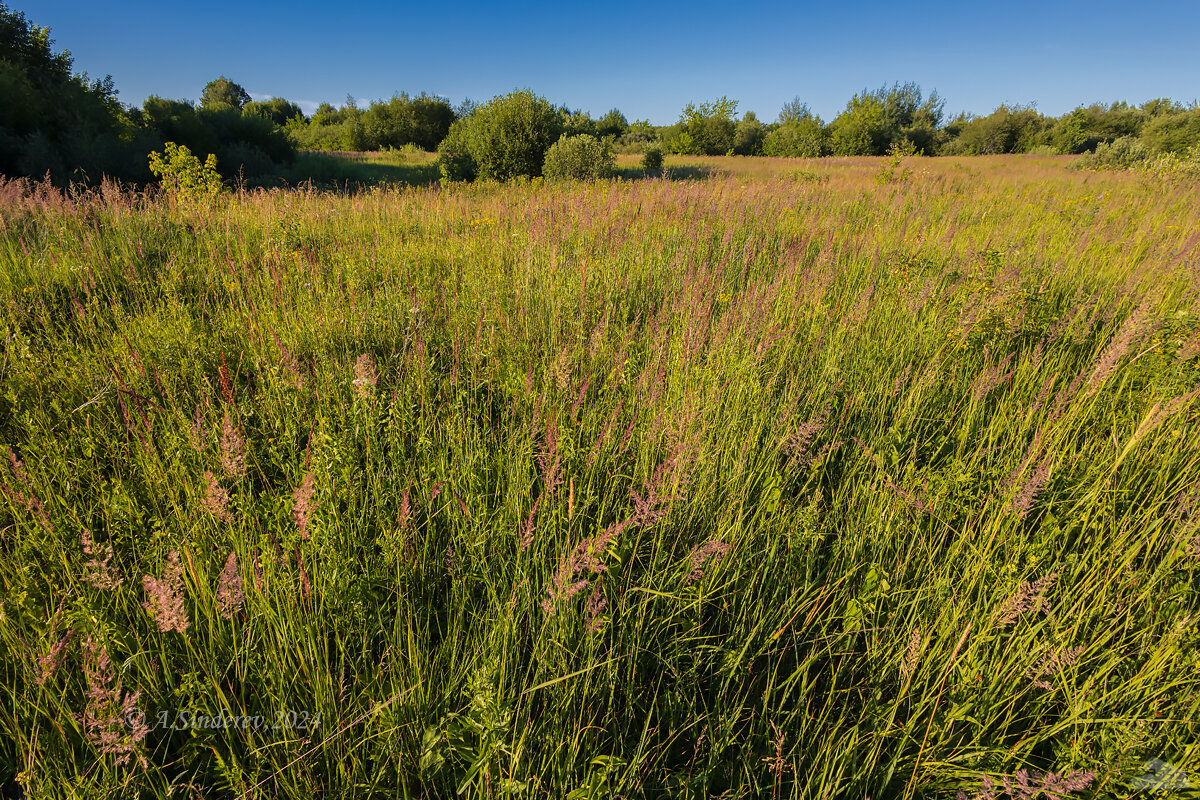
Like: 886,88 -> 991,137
0,155 -> 1198,798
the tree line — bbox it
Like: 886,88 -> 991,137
3,1 -> 1198,187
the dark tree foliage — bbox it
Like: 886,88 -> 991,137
293,93 -> 455,152
4,2 -> 1200,187
135,96 -> 296,177
0,2 -> 149,182
941,105 -> 1051,155
763,104 -> 829,158
200,76 -> 251,111
244,97 -> 304,126
596,108 -> 628,138
557,107 -> 597,139
1048,102 -> 1145,154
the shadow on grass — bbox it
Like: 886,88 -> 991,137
242,151 -> 716,192
250,151 -> 440,192
613,164 -> 716,181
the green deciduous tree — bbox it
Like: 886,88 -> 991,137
244,97 -> 304,126
829,83 -> 943,155
137,95 -> 295,177
667,97 -> 738,155
0,2 -> 148,182
733,111 -> 766,155
436,90 -> 564,182
596,108 -> 628,138
200,76 -> 251,111
1141,108 -> 1200,155
941,104 -> 1050,154
1047,103 -> 1143,154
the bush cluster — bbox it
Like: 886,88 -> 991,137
437,90 -> 564,183
641,146 -> 664,173
542,134 -> 615,181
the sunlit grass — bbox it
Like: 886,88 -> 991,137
0,156 -> 1198,798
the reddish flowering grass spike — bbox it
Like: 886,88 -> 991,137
353,353 -> 378,398
537,417 -> 563,498
142,550 -> 190,634
1030,373 -> 1057,415
1086,299 -> 1154,393
429,480 -> 446,504
188,404 -> 207,451
995,573 -> 1057,628
1011,457 -> 1052,519
451,336 -> 460,385
273,331 -> 304,390
1178,330 -> 1200,362
956,774 -> 997,800
215,551 -> 244,619
77,635 -> 149,769
883,477 -> 932,516
889,363 -> 913,398
520,494 -> 542,552
398,485 -> 412,531
35,598 -> 75,686
454,492 -> 471,520
616,411 -> 639,455
1026,645 -> 1085,690
295,545 -> 311,601
970,350 -> 1017,403
761,720 -> 790,778
81,529 -> 123,590
570,376 -> 591,420
780,418 -> 826,469
202,470 -> 232,524
584,578 -> 607,632
6,446 -> 26,484
543,521 -> 626,616
587,398 -> 625,469
900,628 -> 923,679
293,472 -> 316,539
686,540 -> 732,583
522,364 -> 535,399
218,352 -> 235,406
252,546 -> 264,591
1,447 -> 49,528
851,436 -> 879,466
219,413 -> 247,479
1037,770 -> 1096,797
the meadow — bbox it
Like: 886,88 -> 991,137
1,154 -> 1198,798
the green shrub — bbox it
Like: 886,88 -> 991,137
436,119 -> 476,184
1144,144 -> 1200,181
676,97 -> 738,155
763,119 -> 829,158
642,145 -> 664,173
542,134 -> 614,181
148,141 -> 226,201
1141,109 -> 1200,155
875,141 -> 915,185
1075,136 -> 1153,171
435,90 -> 563,183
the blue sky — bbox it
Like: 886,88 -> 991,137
18,0 -> 1200,124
